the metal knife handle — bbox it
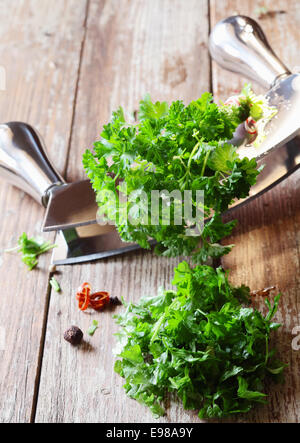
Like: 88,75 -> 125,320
209,15 -> 291,89
0,121 -> 65,206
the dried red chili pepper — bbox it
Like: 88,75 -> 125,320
76,282 -> 91,311
245,117 -> 257,135
90,291 -> 110,310
76,283 -> 110,311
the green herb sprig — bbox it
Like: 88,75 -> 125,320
87,320 -> 99,336
5,233 -> 56,270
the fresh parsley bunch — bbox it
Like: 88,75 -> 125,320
114,261 -> 284,419
83,87 -> 267,262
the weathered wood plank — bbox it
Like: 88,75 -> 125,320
0,0 -> 88,423
210,0 -> 300,423
35,0 -> 211,423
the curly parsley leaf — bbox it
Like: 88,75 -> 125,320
138,93 -> 169,121
208,142 -> 238,173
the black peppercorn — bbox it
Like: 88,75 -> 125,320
64,326 -> 83,345
109,296 -> 121,306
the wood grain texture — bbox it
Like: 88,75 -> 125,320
0,0 -> 88,423
66,0 -> 211,182
35,0 -> 210,423
210,0 -> 300,423
1,0 -> 299,424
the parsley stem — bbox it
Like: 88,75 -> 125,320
113,171 -> 120,182
4,245 -> 19,253
178,142 -> 201,190
265,335 -> 269,365
200,150 -> 211,177
173,156 -> 187,170
187,141 -> 200,171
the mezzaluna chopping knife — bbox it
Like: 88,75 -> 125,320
0,15 -> 299,265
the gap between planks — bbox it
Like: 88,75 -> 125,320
63,0 -> 91,179
29,0 -> 91,423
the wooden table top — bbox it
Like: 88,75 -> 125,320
0,0 -> 299,423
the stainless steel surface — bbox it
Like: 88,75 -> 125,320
209,15 -> 291,89
52,224 -> 147,265
0,122 -> 65,205
229,135 -> 300,211
209,15 -> 300,205
237,74 -> 300,161
42,179 -> 98,231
